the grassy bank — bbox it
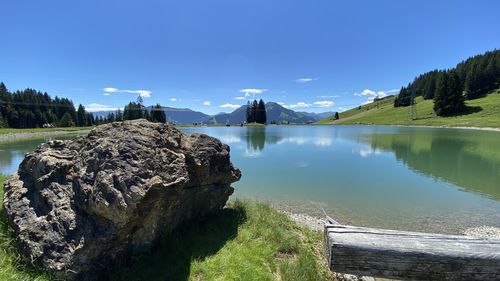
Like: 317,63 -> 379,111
317,89 -> 500,128
0,175 -> 331,281
0,126 -> 93,135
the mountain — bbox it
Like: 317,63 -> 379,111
91,111 -> 115,118
155,106 -> 210,124
264,102 -> 317,123
91,102 -> 327,124
206,102 -> 318,124
92,107 -> 210,124
205,106 -> 247,124
297,111 -> 336,121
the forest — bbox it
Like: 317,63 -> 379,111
0,83 -> 167,128
394,49 -> 500,115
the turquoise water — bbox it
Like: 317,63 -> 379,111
2,126 -> 500,233
181,126 -> 500,233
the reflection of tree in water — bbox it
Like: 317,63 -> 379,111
246,127 -> 266,151
364,131 -> 500,201
245,127 -> 284,151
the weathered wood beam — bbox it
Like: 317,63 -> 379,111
324,223 -> 500,280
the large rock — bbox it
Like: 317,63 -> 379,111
2,120 -> 241,280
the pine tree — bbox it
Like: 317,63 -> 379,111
447,71 -> 466,113
257,99 -> 267,124
334,112 -> 339,119
246,101 -> 252,123
76,104 -> 87,127
150,104 -> 167,123
0,113 -> 7,128
434,71 -> 465,116
59,112 -> 74,127
251,100 -> 258,123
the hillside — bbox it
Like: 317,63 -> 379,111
317,89 -> 500,128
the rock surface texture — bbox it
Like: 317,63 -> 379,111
3,120 -> 241,280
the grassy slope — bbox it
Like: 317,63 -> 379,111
317,90 -> 500,128
0,175 -> 331,281
0,126 -> 93,135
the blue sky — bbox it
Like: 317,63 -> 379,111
1,0 -> 499,114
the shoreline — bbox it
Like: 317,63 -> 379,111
0,129 -> 91,141
272,204 -> 500,239
318,123 -> 500,132
382,124 -> 500,132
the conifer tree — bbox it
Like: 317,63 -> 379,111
150,104 -> 167,123
257,99 -> 267,124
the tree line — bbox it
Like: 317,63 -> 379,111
0,82 -> 167,128
246,99 -> 267,124
394,49 -> 500,116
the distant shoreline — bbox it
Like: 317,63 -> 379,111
1,123 -> 499,142
0,129 -> 91,141
321,123 -> 500,132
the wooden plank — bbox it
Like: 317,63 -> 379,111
324,223 -> 500,280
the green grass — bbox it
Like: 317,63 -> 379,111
0,174 -> 331,281
0,126 -> 93,135
110,200 -> 331,281
317,89 -> 500,128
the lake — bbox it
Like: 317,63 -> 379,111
1,126 -> 500,234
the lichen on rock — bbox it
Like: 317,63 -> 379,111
2,119 -> 241,280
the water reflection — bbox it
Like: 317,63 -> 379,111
356,128 -> 500,200
1,126 -> 500,233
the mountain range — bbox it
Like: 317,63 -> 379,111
92,102 -> 335,124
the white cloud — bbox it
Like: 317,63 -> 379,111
313,101 -> 335,107
239,88 -> 267,98
358,147 -> 383,158
234,96 -> 246,100
103,87 -> 152,98
354,88 -> 399,105
103,93 -> 110,96
317,95 -> 340,98
295,78 -> 317,83
220,103 -> 241,109
283,101 -> 334,108
103,87 -> 119,93
289,102 -> 311,109
203,101 -> 211,106
84,103 -> 119,112
170,98 -> 177,102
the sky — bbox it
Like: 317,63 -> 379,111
1,0 -> 500,114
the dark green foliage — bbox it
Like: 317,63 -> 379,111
256,99 -> 267,124
123,102 -> 145,120
150,104 -> 167,123
334,112 -> 339,119
0,83 -> 91,128
246,99 -> 267,124
76,104 -> 87,127
433,71 -> 466,116
394,86 -> 414,107
400,50 -> 499,102
58,112 -> 74,127
395,49 -> 499,115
